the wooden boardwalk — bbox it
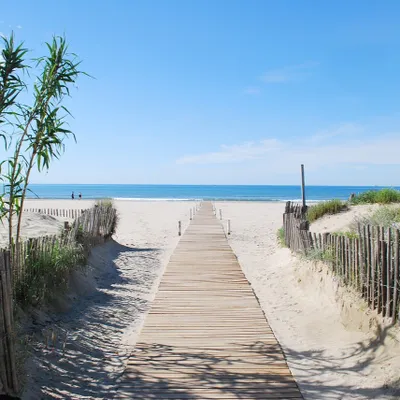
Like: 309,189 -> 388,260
117,202 -> 302,399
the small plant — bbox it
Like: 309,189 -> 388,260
332,231 -> 359,239
15,240 -> 86,307
307,199 -> 348,223
350,189 -> 400,205
304,246 -> 335,263
277,227 -> 286,247
351,206 -> 400,229
95,198 -> 113,208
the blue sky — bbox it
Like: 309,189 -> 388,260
2,0 -> 400,185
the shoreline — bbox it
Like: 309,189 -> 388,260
24,198 -> 321,203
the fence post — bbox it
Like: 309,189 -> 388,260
0,251 -> 18,395
394,229 -> 399,323
301,164 -> 306,208
227,220 -> 231,235
178,221 -> 181,236
219,209 -> 222,220
190,209 -> 192,221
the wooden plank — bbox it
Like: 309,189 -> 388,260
387,227 -> 392,318
394,230 -> 399,323
118,202 -> 301,399
371,226 -> 376,310
381,228 -> 387,316
366,225 -> 371,304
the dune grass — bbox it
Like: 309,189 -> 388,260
351,206 -> 400,230
307,199 -> 348,223
277,227 -> 286,247
332,230 -> 359,239
15,240 -> 86,307
350,188 -> 400,205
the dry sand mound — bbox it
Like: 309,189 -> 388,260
20,200 -> 191,399
0,212 -> 65,247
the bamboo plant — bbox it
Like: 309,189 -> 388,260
0,34 -> 84,251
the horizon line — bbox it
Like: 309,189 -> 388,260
28,183 -> 400,188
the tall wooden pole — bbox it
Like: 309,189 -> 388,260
301,164 -> 306,208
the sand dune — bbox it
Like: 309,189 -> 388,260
216,201 -> 400,400
18,199 -> 400,399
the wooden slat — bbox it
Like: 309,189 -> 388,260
117,202 -> 302,399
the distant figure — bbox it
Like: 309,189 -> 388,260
79,192 -> 82,200
349,193 -> 355,202
71,191 -> 75,200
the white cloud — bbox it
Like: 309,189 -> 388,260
261,61 -> 319,83
310,122 -> 363,142
16,25 -> 22,29
244,86 -> 261,95
177,139 -> 280,164
176,124 -> 400,173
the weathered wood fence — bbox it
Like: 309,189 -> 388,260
24,208 -> 87,219
0,204 -> 117,396
0,251 -> 18,395
283,201 -> 400,323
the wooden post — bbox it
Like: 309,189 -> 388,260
394,229 -> 399,323
190,209 -> 192,220
0,251 -> 18,394
219,209 -> 222,220
227,220 -> 231,235
386,227 -> 392,318
301,164 -> 306,208
178,221 -> 181,236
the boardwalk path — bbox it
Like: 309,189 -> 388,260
117,202 -> 302,399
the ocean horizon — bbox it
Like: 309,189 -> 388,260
25,184 -> 400,202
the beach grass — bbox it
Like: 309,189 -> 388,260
307,199 -> 348,223
350,188 -> 400,204
15,240 -> 86,307
332,230 -> 359,239
277,227 -> 286,247
351,205 -> 400,230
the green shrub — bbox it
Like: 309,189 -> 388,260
303,247 -> 335,263
307,199 -> 348,223
15,240 -> 86,307
277,227 -> 286,247
351,189 -> 400,205
95,198 -> 114,208
332,231 -> 359,239
352,206 -> 400,229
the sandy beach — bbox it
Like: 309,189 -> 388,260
18,199 -> 400,399
21,199 -> 194,399
216,201 -> 400,400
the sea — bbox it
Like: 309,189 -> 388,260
25,184 -> 400,202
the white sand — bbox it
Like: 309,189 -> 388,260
17,199 -> 400,399
216,201 -> 400,400
0,213 -> 65,247
21,199 -> 195,399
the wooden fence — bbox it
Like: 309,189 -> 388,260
0,251 -> 18,395
283,201 -> 400,323
24,208 -> 87,219
0,204 -> 117,396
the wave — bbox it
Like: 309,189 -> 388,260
111,197 -> 324,202
112,197 -> 202,201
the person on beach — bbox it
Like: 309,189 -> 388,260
79,192 -> 82,199
71,191 -> 75,200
